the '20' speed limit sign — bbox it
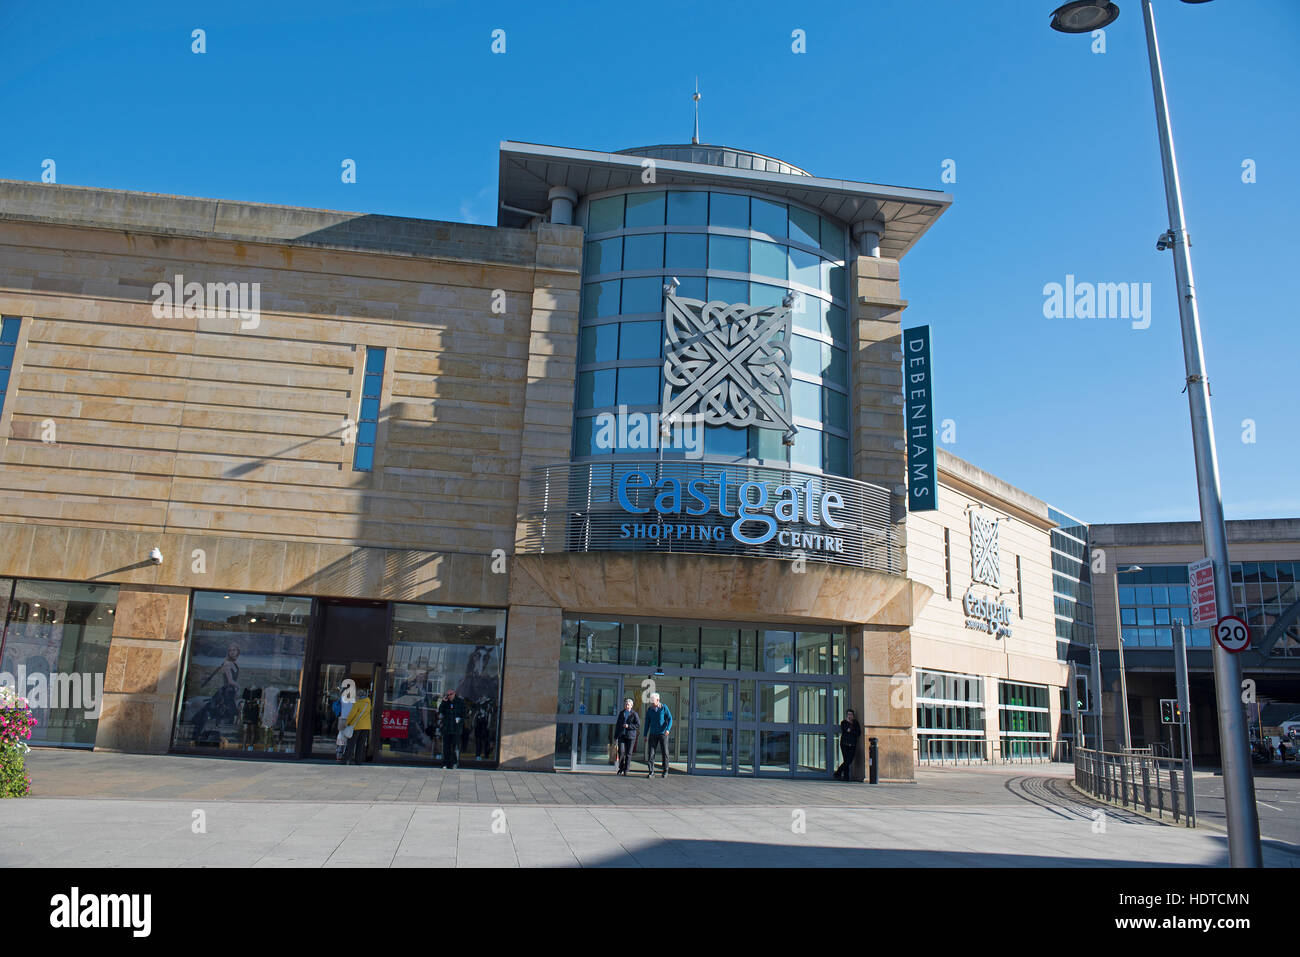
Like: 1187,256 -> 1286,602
1215,615 -> 1250,654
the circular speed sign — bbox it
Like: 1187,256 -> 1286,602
1215,615 -> 1250,654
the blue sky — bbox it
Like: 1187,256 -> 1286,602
3,0 -> 1296,525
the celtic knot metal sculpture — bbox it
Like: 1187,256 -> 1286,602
662,294 -> 793,430
970,511 -> 1001,588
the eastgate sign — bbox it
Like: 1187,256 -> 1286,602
519,461 -> 897,571
963,590 -> 1013,639
617,469 -> 848,553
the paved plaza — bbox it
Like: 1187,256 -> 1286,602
3,750 -> 1297,867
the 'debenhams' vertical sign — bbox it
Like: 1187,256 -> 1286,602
903,325 -> 937,511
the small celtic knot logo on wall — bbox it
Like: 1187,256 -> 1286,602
970,511 -> 1001,588
662,294 -> 792,430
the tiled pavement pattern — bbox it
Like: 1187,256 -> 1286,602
4,750 -> 1298,867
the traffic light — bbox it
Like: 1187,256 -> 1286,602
1161,699 -> 1175,724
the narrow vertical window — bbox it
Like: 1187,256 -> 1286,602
943,527 -> 952,600
353,346 -> 386,471
0,316 -> 20,416
1016,554 -> 1024,619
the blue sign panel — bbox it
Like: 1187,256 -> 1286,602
903,325 -> 937,511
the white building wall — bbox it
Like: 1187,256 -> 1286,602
906,458 -> 1068,762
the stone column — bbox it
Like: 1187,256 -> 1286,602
94,585 -> 191,753
853,622 -> 915,782
850,255 -> 909,574
497,602 -> 563,769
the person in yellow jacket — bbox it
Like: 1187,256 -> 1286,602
344,688 -> 373,765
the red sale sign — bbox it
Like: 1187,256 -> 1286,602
381,709 -> 409,739
1189,558 -> 1217,627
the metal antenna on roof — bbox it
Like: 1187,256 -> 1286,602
692,78 -> 701,145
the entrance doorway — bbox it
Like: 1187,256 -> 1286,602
300,599 -> 389,759
690,678 -> 736,774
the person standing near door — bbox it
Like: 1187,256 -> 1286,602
835,709 -> 862,781
344,688 -> 373,765
614,698 -> 640,776
643,692 -> 673,778
438,689 -> 467,769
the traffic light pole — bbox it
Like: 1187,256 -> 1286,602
1174,620 -> 1196,825
1141,0 -> 1258,865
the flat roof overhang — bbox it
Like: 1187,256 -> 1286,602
498,141 -> 951,259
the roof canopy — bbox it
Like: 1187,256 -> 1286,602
498,140 -> 951,259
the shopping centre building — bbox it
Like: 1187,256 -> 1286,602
0,139 -> 1294,778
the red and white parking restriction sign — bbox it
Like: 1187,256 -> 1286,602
1215,615 -> 1250,654
1189,557 -> 1217,626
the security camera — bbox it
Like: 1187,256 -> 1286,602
149,547 -> 163,565
1156,230 -> 1175,252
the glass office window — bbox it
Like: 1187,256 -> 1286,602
788,206 -> 820,247
792,428 -> 821,470
618,321 -> 661,360
616,366 -> 659,406
791,336 -> 823,379
576,370 -> 616,409
587,195 -> 624,233
352,346 -> 386,472
700,628 -> 741,670
749,282 -> 786,308
661,626 -> 698,668
619,622 -> 659,667
665,233 -> 707,271
582,280 -> 620,319
795,632 -> 833,675
751,198 -> 787,238
666,190 -> 707,225
706,277 -> 746,302
824,434 -> 849,477
824,388 -> 848,431
575,620 -> 619,664
761,630 -> 794,673
750,240 -> 787,280
793,295 -> 824,334
173,591 -> 310,754
0,317 -> 21,416
584,237 -> 621,276
704,424 -> 747,458
789,248 -> 821,289
709,191 -> 749,229
709,235 -> 748,273
620,276 -> 663,314
752,426 -> 787,464
579,323 -> 618,364
380,604 -> 507,763
792,379 -> 820,421
625,191 -> 665,227
622,233 -> 664,271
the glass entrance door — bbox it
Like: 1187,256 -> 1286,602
309,661 -> 377,758
573,674 -> 622,770
691,678 -> 737,774
755,680 -> 834,775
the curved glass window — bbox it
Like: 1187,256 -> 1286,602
577,187 -> 852,477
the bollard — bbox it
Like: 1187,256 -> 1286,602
868,737 -> 879,784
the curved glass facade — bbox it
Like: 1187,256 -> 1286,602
574,186 -> 852,477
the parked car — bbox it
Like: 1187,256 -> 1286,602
1279,714 -> 1300,737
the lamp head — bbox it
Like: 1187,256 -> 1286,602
1049,1 -> 1120,33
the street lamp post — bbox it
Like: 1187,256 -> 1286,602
1048,0 -> 1262,867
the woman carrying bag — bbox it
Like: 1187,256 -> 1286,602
613,698 -> 640,776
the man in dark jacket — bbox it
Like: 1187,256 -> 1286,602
437,690 -> 467,769
614,698 -> 640,776
643,692 -> 673,778
835,709 -> 862,780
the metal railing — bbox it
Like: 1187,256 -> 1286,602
1073,747 -> 1196,826
517,460 -> 899,572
